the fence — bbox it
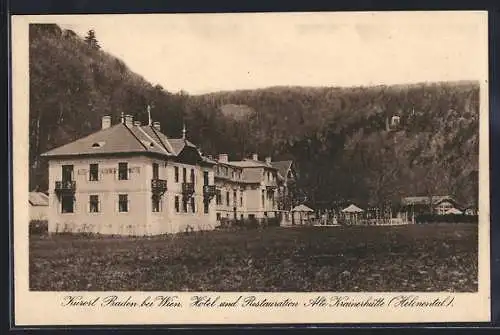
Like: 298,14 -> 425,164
217,216 -> 281,230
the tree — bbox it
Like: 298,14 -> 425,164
84,29 -> 100,50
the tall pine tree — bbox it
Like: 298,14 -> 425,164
84,29 -> 100,50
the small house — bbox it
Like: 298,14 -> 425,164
401,195 -> 459,216
29,192 -> 49,221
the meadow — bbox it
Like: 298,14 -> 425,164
29,223 -> 478,292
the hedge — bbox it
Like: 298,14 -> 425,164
416,214 -> 478,224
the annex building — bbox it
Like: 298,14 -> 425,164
42,114 -> 295,235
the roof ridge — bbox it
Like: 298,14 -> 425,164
123,124 -> 149,151
149,126 -> 173,153
135,126 -> 167,154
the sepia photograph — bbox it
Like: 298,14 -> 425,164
12,11 -> 490,325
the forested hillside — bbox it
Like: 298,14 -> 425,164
29,24 -> 480,208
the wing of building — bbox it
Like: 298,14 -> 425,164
213,153 -> 284,222
42,114 -> 294,235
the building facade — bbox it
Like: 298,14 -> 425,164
213,153 -> 282,222
42,114 -> 217,236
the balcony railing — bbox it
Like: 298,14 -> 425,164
203,185 -> 216,198
266,182 -> 278,191
151,179 -> 168,195
182,182 -> 195,196
55,180 -> 76,192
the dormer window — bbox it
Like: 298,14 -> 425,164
91,141 -> 106,148
141,140 -> 155,147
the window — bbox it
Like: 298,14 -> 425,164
216,189 -> 222,205
216,213 -> 221,221
152,196 -> 161,212
240,190 -> 243,207
182,198 -> 188,213
261,190 -> 265,206
118,162 -> 128,180
203,171 -> 209,185
152,163 -> 159,179
61,195 -> 74,213
204,200 -> 209,214
62,165 -> 74,182
89,164 -> 99,181
174,166 -> 179,183
191,197 -> 196,213
118,194 -> 128,212
233,190 -> 237,206
190,169 -> 195,184
182,168 -> 187,183
175,196 -> 180,212
89,195 -> 99,213
226,191 -> 230,206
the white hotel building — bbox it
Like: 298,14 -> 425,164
42,114 -> 295,235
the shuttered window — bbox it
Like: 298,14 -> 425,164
119,194 -> 128,212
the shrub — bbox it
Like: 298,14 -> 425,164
29,220 -> 48,235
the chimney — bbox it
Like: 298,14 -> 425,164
218,154 -> 228,163
101,115 -> 111,130
252,153 -> 258,161
153,121 -> 161,131
124,114 -> 133,128
133,121 -> 141,127
265,156 -> 272,164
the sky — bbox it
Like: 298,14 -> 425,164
44,12 -> 488,94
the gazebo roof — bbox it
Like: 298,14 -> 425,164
341,204 -> 364,213
445,207 -> 463,215
291,204 -> 314,212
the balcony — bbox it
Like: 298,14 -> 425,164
182,182 -> 195,197
55,180 -> 76,193
266,182 -> 278,191
203,185 -> 216,200
151,179 -> 168,195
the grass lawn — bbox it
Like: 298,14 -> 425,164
29,223 -> 478,292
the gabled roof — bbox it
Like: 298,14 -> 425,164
401,195 -> 456,206
168,138 -> 198,155
41,122 -> 219,166
42,123 -> 147,157
271,160 -> 293,179
29,192 -> 48,206
228,158 -> 276,169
